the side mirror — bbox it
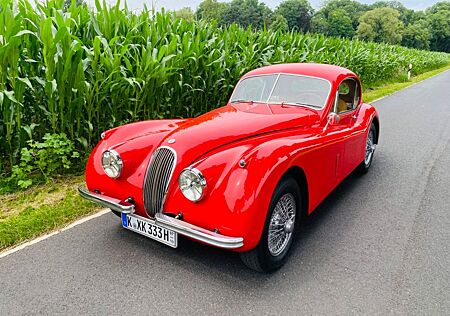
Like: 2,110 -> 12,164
328,112 -> 340,124
323,112 -> 340,131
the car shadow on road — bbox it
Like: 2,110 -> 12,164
303,171 -> 365,235
114,168 -> 371,291
178,172 -> 361,266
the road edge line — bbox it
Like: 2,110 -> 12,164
370,68 -> 450,104
0,209 -> 110,259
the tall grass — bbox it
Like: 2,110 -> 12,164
1,0 -> 449,172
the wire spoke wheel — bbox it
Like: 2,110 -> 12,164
240,176 -> 301,272
365,127 -> 376,165
268,193 -> 296,256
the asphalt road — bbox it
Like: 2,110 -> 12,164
1,70 -> 450,315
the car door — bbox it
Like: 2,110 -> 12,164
334,77 -> 364,177
305,90 -> 348,209
323,77 -> 362,181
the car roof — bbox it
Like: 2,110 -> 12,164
242,63 -> 357,83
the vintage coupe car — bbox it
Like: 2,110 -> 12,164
79,63 -> 379,272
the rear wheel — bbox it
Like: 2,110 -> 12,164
358,122 -> 377,174
240,176 -> 302,272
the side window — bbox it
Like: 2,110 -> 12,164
353,83 -> 361,107
336,78 -> 360,113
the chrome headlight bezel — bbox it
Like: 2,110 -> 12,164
101,149 -> 123,179
178,168 -> 207,202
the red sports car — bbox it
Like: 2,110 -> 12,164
79,63 -> 379,272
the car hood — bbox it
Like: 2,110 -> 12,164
158,104 -> 319,167
106,103 -> 318,174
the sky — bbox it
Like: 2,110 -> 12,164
90,0 -> 444,11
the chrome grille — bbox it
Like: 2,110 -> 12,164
143,147 -> 176,217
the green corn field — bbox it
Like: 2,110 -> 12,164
0,0 -> 449,173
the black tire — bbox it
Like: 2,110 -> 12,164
240,176 -> 302,272
358,122 -> 377,174
111,209 -> 121,218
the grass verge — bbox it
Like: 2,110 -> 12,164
364,64 -> 450,103
1,63 -> 450,252
0,176 -> 99,251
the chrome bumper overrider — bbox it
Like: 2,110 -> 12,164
78,187 -> 244,249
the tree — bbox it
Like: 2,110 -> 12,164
311,0 -> 369,37
369,1 -> 415,25
426,2 -> 450,52
311,13 -> 329,34
425,1 -> 450,14
220,0 -> 272,29
195,0 -> 228,21
274,0 -> 314,32
174,7 -> 195,21
270,14 -> 289,32
328,9 -> 354,38
402,20 -> 431,49
356,7 -> 403,44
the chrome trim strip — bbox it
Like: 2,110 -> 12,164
155,213 -> 244,249
78,187 -> 134,214
267,73 -> 281,103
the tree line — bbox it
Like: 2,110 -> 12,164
173,0 -> 450,52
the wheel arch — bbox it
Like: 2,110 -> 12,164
282,166 -> 309,218
372,115 -> 380,144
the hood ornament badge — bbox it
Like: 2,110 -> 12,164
168,138 -> 176,144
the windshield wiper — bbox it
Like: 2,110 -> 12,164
230,99 -> 254,104
281,102 -> 321,109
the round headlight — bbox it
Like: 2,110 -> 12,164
178,168 -> 207,202
101,150 -> 123,178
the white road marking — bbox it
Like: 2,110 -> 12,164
0,209 -> 110,259
371,69 -> 450,104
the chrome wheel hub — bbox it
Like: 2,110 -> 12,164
365,128 -> 376,165
284,219 -> 294,233
268,193 -> 296,256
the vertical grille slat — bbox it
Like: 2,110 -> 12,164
143,147 -> 176,217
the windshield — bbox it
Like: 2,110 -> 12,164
230,74 -> 331,109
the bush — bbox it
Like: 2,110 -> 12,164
9,134 -> 79,189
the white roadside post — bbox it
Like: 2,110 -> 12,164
408,63 -> 412,81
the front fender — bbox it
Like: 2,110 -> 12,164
163,133 -> 308,252
85,119 -> 186,217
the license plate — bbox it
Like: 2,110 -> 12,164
121,213 -> 177,248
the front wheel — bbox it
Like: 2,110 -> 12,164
358,122 -> 377,174
240,176 -> 302,272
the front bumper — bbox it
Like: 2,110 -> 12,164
78,187 -> 244,249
